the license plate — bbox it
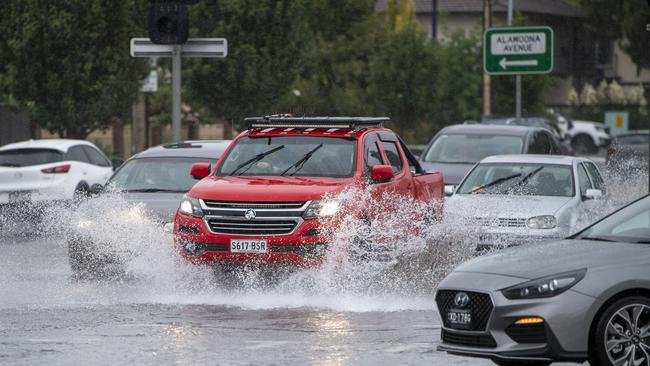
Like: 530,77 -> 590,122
447,308 -> 472,329
8,191 -> 30,203
230,239 -> 268,254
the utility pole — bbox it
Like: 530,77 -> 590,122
172,45 -> 182,142
508,0 -> 522,120
483,0 -> 492,117
431,0 -> 437,39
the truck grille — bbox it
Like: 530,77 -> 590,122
205,218 -> 299,235
473,217 -> 527,228
203,201 -> 306,210
435,290 -> 493,331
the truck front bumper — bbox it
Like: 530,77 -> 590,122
174,213 -> 330,266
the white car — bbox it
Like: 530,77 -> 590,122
0,139 -> 113,204
555,114 -> 611,154
445,154 -> 606,249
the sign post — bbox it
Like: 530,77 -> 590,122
484,26 -> 553,119
130,38 -> 228,142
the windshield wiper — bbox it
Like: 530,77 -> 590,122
581,236 -> 617,242
227,145 -> 285,176
125,188 -> 184,193
280,144 -> 323,176
512,166 -> 544,187
471,173 -> 522,193
0,163 -> 21,167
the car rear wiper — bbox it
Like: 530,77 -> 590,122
471,173 -> 522,193
125,188 -> 185,193
228,145 -> 285,176
280,144 -> 323,176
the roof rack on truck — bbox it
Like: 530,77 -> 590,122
245,116 -> 390,130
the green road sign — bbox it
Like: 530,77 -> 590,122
484,26 -> 553,75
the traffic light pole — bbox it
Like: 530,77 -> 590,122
172,45 -> 182,142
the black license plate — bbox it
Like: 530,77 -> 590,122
447,308 -> 472,329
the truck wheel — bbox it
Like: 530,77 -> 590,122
589,296 -> 650,366
571,134 -> 597,155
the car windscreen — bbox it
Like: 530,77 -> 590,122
423,134 -> 524,164
108,157 -> 217,192
457,163 -> 574,197
216,136 -> 357,178
578,196 -> 650,244
615,134 -> 649,145
0,148 -> 63,167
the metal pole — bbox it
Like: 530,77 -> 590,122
482,0 -> 492,117
431,0 -> 437,39
508,0 -> 522,120
172,45 -> 182,142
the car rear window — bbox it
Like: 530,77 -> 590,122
423,134 -> 524,164
0,148 -> 63,167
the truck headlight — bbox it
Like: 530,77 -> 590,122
502,269 -> 586,299
179,196 -> 204,217
303,200 -> 342,219
526,215 -> 557,229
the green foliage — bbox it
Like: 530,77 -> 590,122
578,0 -> 650,71
185,1 -> 309,130
0,0 -> 149,138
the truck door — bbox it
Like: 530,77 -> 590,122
377,132 -> 412,196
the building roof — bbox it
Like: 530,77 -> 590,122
375,0 -> 583,18
0,138 -> 96,152
133,140 -> 232,159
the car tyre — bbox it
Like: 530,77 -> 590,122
571,134 -> 597,155
590,296 -> 650,366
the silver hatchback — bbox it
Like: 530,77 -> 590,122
436,195 -> 650,365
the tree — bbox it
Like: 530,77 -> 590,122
0,1 -> 148,138
578,0 -> 650,71
184,1 -> 309,132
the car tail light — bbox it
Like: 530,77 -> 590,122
41,164 -> 70,174
606,146 -> 615,158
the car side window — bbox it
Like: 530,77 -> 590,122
527,133 -> 543,154
65,146 -> 90,163
584,162 -> 605,192
82,146 -> 110,167
531,132 -> 551,154
548,133 -> 562,154
382,141 -> 404,174
364,134 -> 384,176
577,164 -> 593,195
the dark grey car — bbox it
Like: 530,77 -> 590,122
606,131 -> 649,172
419,124 -> 562,195
436,194 -> 650,366
68,140 -> 230,275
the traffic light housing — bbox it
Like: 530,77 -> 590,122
148,2 -> 190,44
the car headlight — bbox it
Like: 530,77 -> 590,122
179,196 -> 204,217
502,269 -> 587,300
303,199 -> 343,219
526,215 -> 557,229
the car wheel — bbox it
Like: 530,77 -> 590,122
493,360 -> 550,366
73,182 -> 89,201
571,134 -> 597,155
67,238 -> 95,276
590,296 -> 650,366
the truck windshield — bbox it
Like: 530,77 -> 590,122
216,136 -> 357,178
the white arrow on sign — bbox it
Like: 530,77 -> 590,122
499,58 -> 538,70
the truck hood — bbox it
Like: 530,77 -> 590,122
418,162 -> 474,186
454,239 -> 650,280
189,176 -> 355,202
446,194 -> 573,218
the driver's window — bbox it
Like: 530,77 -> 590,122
364,134 -> 383,177
577,164 -> 592,195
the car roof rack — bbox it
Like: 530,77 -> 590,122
245,116 -> 390,130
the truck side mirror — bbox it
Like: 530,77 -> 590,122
370,165 -> 394,183
190,162 -> 211,180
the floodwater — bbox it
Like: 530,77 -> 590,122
0,157 -> 643,365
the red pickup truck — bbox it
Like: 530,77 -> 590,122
173,116 -> 444,266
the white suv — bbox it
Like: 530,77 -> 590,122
0,139 -> 113,204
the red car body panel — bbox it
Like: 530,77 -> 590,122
173,125 -> 444,266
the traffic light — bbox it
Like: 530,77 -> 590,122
148,1 -> 195,44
